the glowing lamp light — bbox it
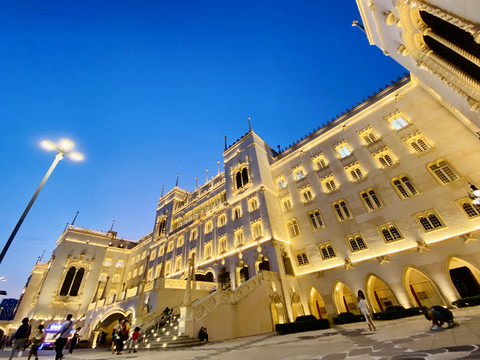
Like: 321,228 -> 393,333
41,140 -> 56,151
59,139 -> 73,151
70,152 -> 84,161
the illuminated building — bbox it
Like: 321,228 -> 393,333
8,0 -> 480,344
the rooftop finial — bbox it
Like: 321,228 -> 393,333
217,161 -> 220,175
176,174 -> 179,187
161,185 -> 165,197
71,211 -> 79,227
110,220 -> 115,232
352,20 -> 366,33
247,117 -> 252,131
224,136 -> 227,150
195,176 -> 198,189
206,169 -> 209,183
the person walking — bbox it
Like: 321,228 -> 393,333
357,290 -> 377,331
68,327 -> 81,354
128,327 -> 140,353
28,324 -> 44,360
9,317 -> 31,359
54,314 -> 74,360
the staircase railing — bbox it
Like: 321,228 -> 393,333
191,270 -> 279,321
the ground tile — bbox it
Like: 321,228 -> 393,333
348,347 -> 372,356
320,352 -> 348,360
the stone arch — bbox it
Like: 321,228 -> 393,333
218,267 -> 231,290
92,309 -> 133,345
236,261 -> 250,286
255,254 -> 270,274
447,256 -> 480,298
403,266 -> 445,307
365,274 -> 399,312
291,292 -> 304,319
309,287 -> 327,319
270,293 -> 287,327
194,268 -> 215,282
332,281 -> 358,314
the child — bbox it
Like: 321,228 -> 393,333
28,324 -> 44,360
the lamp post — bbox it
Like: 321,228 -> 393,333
468,182 -> 480,208
0,139 -> 83,264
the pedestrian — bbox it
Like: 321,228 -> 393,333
28,324 -> 44,360
128,327 -> 140,353
9,317 -> 31,359
423,305 -> 457,330
113,319 -> 127,355
198,327 -> 209,342
68,327 -> 81,354
357,290 -> 377,331
54,314 -> 74,360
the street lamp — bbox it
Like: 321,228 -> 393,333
0,139 -> 83,264
468,183 -> 480,207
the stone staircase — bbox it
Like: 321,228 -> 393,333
136,313 -> 205,350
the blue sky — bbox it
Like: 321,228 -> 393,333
0,1 -> 405,298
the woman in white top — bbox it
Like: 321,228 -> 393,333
357,290 -> 377,331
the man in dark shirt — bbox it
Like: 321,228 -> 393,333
9,317 -> 31,360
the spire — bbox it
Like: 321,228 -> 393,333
110,220 -> 115,231
224,136 -> 227,151
195,176 -> 198,189
206,169 -> 209,183
161,185 -> 165,197
176,174 -> 179,187
217,161 -> 220,175
247,117 -> 252,131
71,211 -> 79,227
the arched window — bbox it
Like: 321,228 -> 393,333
235,167 -> 249,190
60,267 -> 85,296
60,267 -> 76,296
283,256 -> 294,275
69,268 -> 84,296
420,11 -> 480,82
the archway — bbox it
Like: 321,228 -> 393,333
309,288 -> 327,319
333,282 -> 358,314
270,293 -> 287,327
366,275 -> 398,312
404,267 -> 444,307
195,271 -> 215,282
448,257 -> 480,298
236,262 -> 250,286
218,267 -> 231,290
93,311 -> 133,346
291,292 -> 304,319
255,254 -> 270,273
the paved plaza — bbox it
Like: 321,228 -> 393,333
3,307 -> 480,360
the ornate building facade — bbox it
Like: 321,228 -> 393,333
6,0 -> 480,344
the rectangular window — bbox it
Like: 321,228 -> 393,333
373,148 -> 397,168
385,111 -> 410,130
294,249 -> 309,266
346,233 -> 368,252
428,159 -> 460,185
249,197 -> 259,211
319,243 -> 336,259
456,197 -> 480,219
321,174 -> 338,193
414,209 -> 446,232
358,127 -> 380,145
287,219 -> 301,238
308,210 -> 325,231
276,175 -> 287,189
378,222 -> 404,242
345,162 -> 366,182
333,200 -> 353,222
312,153 -> 328,170
334,142 -> 352,158
292,166 -> 306,181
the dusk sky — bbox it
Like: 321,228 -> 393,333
0,1 -> 405,298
